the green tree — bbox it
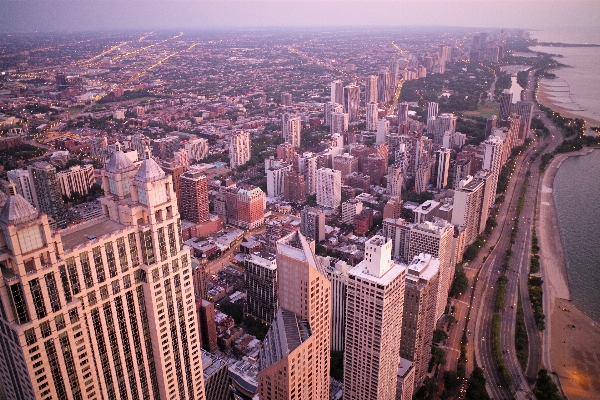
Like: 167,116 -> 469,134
465,367 -> 490,400
533,368 -> 562,400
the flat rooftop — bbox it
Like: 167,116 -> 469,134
60,217 -> 125,250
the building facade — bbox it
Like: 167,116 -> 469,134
316,168 -> 341,209
229,131 -> 251,169
244,251 -> 278,324
179,171 -> 210,224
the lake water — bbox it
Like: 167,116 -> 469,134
530,28 -> 600,125
553,149 -> 600,323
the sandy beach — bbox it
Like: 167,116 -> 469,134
536,82 -> 600,130
538,150 -> 600,400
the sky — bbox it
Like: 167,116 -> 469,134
1,0 -> 599,33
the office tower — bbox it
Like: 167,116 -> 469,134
152,135 -> 180,160
344,236 -> 407,400
452,159 -> 471,190
367,102 -> 378,131
396,358 -> 416,400
331,79 -> 344,104
323,259 -> 351,352
427,102 -> 438,124
6,169 -> 38,208
277,142 -> 296,163
435,147 -> 451,189
398,102 -> 409,125
325,102 -> 343,126
197,299 -> 218,353
245,251 -> 278,323
130,133 -> 150,160
408,219 -> 454,322
283,170 -> 306,203
230,130 -> 251,168
483,135 -> 504,209
180,170 -> 210,224
343,84 -> 361,123
378,67 -> 391,103
282,113 -> 301,148
332,153 -> 358,179
499,89 -> 513,120
331,112 -> 348,135
452,175 -> 485,245
515,101 -> 534,141
185,137 -> 209,161
280,92 -> 292,106
316,168 -> 341,209
298,152 -> 318,195
0,152 -> 206,400
342,198 -> 363,225
377,119 -> 390,144
236,185 -> 266,230
56,164 -> 95,197
486,115 -> 498,137
400,254 -> 441,388
300,206 -> 326,242
28,161 -> 64,224
201,350 -> 231,400
387,164 -> 403,197
266,160 -> 293,198
258,232 -> 331,400
365,75 -> 378,103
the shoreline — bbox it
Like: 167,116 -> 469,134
538,148 -> 600,400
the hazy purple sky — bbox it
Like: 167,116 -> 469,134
2,0 -> 599,32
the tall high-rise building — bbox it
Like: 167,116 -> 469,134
343,84 -> 361,123
344,236 -> 407,400
300,206 -> 326,243
331,112 -> 349,135
435,147 -> 451,189
185,138 -> 209,162
7,168 -> 38,209
341,198 -> 363,226
236,185 -> 266,230
365,75 -> 378,104
387,164 -> 403,197
325,102 -> 343,126
28,161 -> 64,224
323,258 -> 351,352
427,102 -> 439,124
377,119 -> 390,144
282,113 -> 301,148
197,299 -> 218,353
366,102 -> 378,131
514,101 -> 534,142
499,89 -> 513,120
258,232 -> 331,400
283,170 -> 306,203
332,153 -> 358,179
180,170 -> 210,224
298,152 -> 318,195
331,80 -> 344,105
230,130 -> 251,169
382,217 -> 412,261
378,67 -> 391,103
400,254 -> 441,388
0,152 -> 206,400
452,176 -> 485,245
266,160 -> 293,198
245,251 -> 278,323
452,159 -> 471,190
161,160 -> 186,210
130,133 -> 150,160
276,142 -> 296,163
486,115 -> 498,137
316,168 -> 342,209
280,92 -> 292,107
152,135 -> 180,160
483,135 -> 504,209
408,219 -> 454,322
55,164 -> 95,198
398,102 -> 409,125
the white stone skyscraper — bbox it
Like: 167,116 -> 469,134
483,135 -> 504,209
365,75 -> 378,104
367,102 -> 378,131
298,152 -> 319,195
282,113 -> 301,148
452,175 -> 486,245
344,236 -> 407,400
229,130 -> 251,168
378,67 -> 391,103
0,151 -> 206,400
343,84 -> 361,123
387,164 -> 403,197
427,102 -> 438,124
331,79 -> 344,105
435,147 -> 451,189
331,112 -> 348,135
316,168 -> 341,209
377,119 -> 390,144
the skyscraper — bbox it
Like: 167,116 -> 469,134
427,102 -> 439,123
331,111 -> 349,135
7,168 -> 38,208
483,135 -> 504,209
28,161 -> 64,225
230,130 -> 251,169
300,206 -> 326,242
343,84 -> 361,123
344,236 -> 407,400
283,170 -> 306,203
378,67 -> 391,103
236,185 -> 266,230
365,75 -> 378,104
435,147 -> 451,189
282,113 -> 301,148
298,152 -> 318,195
400,254 -> 441,388
325,102 -> 343,126
316,168 -> 342,209
499,89 -> 513,120
258,232 -> 331,400
398,102 -> 409,125
367,102 -> 378,131
180,170 -> 210,224
323,258 -> 351,352
245,251 -> 278,323
280,92 -> 292,106
514,101 -> 534,142
0,152 -> 206,400
331,79 -> 344,104
377,119 -> 390,144
387,164 -> 403,197
452,175 -> 486,245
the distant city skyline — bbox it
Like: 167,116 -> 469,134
1,0 -> 600,33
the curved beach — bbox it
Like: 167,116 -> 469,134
538,150 -> 600,400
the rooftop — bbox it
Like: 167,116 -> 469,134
60,217 -> 125,250
259,308 -> 311,370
